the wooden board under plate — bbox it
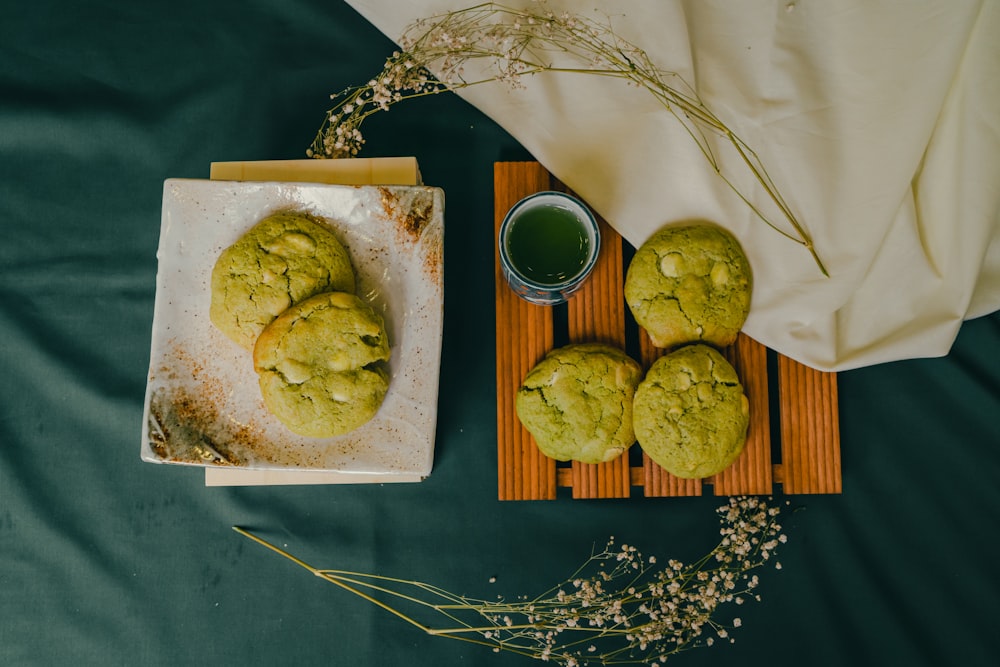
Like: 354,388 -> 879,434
494,161 -> 841,500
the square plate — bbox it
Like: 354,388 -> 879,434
141,179 -> 444,478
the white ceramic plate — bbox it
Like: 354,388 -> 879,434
141,179 -> 444,478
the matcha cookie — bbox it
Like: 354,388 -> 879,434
515,343 -> 642,464
210,211 -> 356,349
633,344 -> 749,479
624,224 -> 751,349
253,291 -> 391,438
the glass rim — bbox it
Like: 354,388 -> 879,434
498,191 -> 601,290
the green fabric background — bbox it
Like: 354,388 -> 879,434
2,1 -> 998,665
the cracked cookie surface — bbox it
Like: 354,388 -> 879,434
624,224 -> 751,349
515,343 -> 642,464
253,291 -> 390,437
633,344 -> 749,479
210,211 -> 356,350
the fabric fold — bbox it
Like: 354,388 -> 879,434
343,0 -> 1000,370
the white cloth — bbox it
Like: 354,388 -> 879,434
345,0 -> 1000,370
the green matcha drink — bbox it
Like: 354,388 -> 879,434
505,204 -> 591,284
499,191 -> 600,306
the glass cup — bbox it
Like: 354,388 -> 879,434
498,191 -> 601,306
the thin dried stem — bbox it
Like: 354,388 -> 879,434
234,496 -> 787,666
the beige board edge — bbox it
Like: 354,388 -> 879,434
205,157 -> 422,487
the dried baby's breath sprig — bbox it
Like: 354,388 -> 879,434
234,496 -> 788,665
308,2 -> 826,275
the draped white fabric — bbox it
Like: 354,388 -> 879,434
345,0 -> 1000,370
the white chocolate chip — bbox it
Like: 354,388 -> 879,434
278,360 -> 312,384
710,262 -> 730,286
267,232 -> 316,256
327,292 -> 358,308
659,252 -> 683,278
326,354 -> 352,372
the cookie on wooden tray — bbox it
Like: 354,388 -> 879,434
515,343 -> 643,464
624,223 -> 751,350
253,291 -> 391,438
633,344 -> 749,479
210,210 -> 356,350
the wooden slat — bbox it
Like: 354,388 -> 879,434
566,216 -> 626,348
495,162 -> 557,500
778,355 -> 841,494
642,455 -> 703,497
567,213 -> 631,499
713,335 -> 773,495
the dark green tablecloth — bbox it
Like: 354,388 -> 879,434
2,2 -> 999,665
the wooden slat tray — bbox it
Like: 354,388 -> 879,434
494,162 -> 842,500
